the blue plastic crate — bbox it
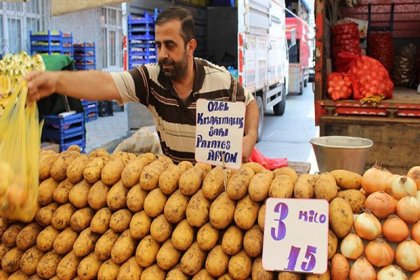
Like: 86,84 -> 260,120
85,113 -> 98,123
81,100 -> 98,107
43,113 -> 84,129
128,13 -> 155,25
42,125 -> 85,141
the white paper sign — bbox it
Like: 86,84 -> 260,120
195,99 -> 245,169
263,198 -> 329,274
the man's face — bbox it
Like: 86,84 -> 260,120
155,20 -> 189,81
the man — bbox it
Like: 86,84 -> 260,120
26,6 -> 259,163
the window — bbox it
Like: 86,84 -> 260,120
0,0 -> 48,55
102,6 -> 123,71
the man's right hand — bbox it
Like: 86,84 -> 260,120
25,71 -> 58,102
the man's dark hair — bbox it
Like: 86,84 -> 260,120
155,6 -> 195,44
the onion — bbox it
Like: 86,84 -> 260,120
340,233 -> 364,260
331,253 -> 349,280
389,175 -> 417,200
354,211 -> 382,240
412,270 -> 420,280
361,165 -> 393,194
377,265 -> 408,280
365,191 -> 396,219
416,190 -> 420,204
396,196 -> 420,224
365,238 -> 395,267
395,240 -> 420,272
349,257 -> 376,280
407,166 -> 420,190
382,215 -> 409,243
412,221 -> 420,244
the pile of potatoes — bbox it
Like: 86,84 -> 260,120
0,147 -> 417,279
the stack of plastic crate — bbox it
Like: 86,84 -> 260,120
30,30 -> 73,56
128,11 -> 158,69
41,113 -> 86,152
81,100 -> 99,122
73,42 -> 96,70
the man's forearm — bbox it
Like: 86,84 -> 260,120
55,70 -> 121,101
245,100 -> 259,141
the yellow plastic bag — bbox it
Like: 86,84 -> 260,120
0,81 -> 40,222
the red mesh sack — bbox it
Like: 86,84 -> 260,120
334,51 -> 360,72
368,32 -> 394,75
327,72 -> 353,101
332,22 -> 361,72
348,56 -> 394,102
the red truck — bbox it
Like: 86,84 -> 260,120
314,0 -> 420,174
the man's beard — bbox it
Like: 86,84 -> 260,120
158,51 -> 188,81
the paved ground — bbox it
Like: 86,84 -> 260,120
85,83 -> 320,172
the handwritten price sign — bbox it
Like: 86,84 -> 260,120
262,198 -> 329,274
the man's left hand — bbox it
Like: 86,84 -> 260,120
242,134 -> 256,163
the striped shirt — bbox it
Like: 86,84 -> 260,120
111,58 -> 253,163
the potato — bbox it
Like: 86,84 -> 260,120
159,165 -> 183,195
101,157 -> 125,186
273,167 -> 298,183
252,258 -> 274,280
243,225 -> 263,257
109,209 -> 132,233
248,169 -> 274,202
228,250 -> 252,280
205,245 -> 229,277
167,266 -> 188,280
15,223 -> 40,251
1,247 -> 23,273
83,156 -> 107,184
329,197 -> 354,238
197,222 -> 219,251
140,264 -> 166,280
95,229 -> 119,261
70,207 -> 94,232
38,177 -> 59,206
243,162 -> 266,173
314,172 -> 338,202
87,181 -> 109,210
2,224 -> 23,247
192,269 -> 213,280
53,178 -> 74,204
28,275 -> 43,280
328,229 -> 338,260
194,162 -> 212,178
222,225 -> 243,256
0,270 -> 9,280
126,183 -> 147,212
39,152 -> 58,180
278,271 -> 301,279
226,166 -> 254,200
130,211 -> 151,240
143,188 -> 167,218
234,195 -> 259,230
90,207 -> 112,234
35,202 -> 58,227
88,148 -> 109,158
98,260 -> 120,280
306,270 -> 330,280
53,227 -> 78,255
269,174 -> 294,198
218,273 -> 234,280
171,219 -> 194,251
164,190 -> 189,224
111,151 -> 136,165
69,180 -> 91,209
140,159 -> 166,191
156,240 -> 181,271
331,169 -> 362,190
258,203 -> 266,230
121,156 -> 153,188
117,257 -> 142,280
19,246 -> 43,276
179,166 -> 204,196
77,252 -> 102,280
36,251 -> 61,279
202,166 -> 226,200
0,244 -> 10,260
50,151 -> 79,182
135,235 -> 160,267
337,189 -> 366,214
293,174 -> 316,199
178,160 -> 194,172
73,228 -> 99,257
209,192 -> 236,229
150,214 -> 172,243
111,229 -> 136,264
67,154 -> 89,184
0,217 -> 8,239
180,242 -> 206,276
51,203 -> 76,230
56,251 -> 79,280
36,225 -> 59,252
106,180 -> 128,211
7,270 -> 27,280
186,190 -> 210,227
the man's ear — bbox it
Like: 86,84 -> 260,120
188,39 -> 197,56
